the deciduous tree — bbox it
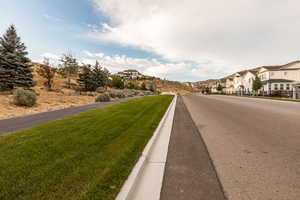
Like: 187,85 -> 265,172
36,58 -> 57,89
252,76 -> 263,95
59,54 -> 79,88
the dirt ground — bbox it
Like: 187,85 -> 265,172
0,64 -> 95,120
0,89 -> 95,120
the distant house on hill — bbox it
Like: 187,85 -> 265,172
115,69 -> 142,80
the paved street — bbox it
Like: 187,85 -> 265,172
182,94 -> 300,200
0,97 -> 137,136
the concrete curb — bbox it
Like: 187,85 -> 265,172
116,94 -> 177,200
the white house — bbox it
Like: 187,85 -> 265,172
233,70 -> 248,94
242,70 -> 257,94
116,69 -> 142,80
225,75 -> 234,94
257,61 -> 300,95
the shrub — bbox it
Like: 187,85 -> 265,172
141,82 -> 147,90
109,91 -> 125,98
13,88 -> 37,107
95,93 -> 110,102
112,77 -> 124,89
126,82 -> 135,89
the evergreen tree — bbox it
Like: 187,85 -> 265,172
77,61 -> 110,91
78,64 -> 94,91
92,61 -> 110,89
0,25 -> 35,90
112,76 -> 124,89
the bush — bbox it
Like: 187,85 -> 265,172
109,91 -> 125,98
95,93 -> 110,102
112,77 -> 124,89
13,88 -> 37,107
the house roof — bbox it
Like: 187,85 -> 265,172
124,69 -> 139,72
260,61 -> 300,71
261,65 -> 282,70
281,60 -> 300,68
262,79 -> 294,84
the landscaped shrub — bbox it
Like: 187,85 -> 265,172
109,91 -> 125,98
13,88 -> 37,107
95,93 -> 110,102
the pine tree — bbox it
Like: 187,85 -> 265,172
77,61 -> 110,91
78,64 -> 94,91
0,25 -> 35,90
92,61 -> 110,89
112,76 -> 124,89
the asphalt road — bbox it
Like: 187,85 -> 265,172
183,94 -> 300,200
160,96 -> 226,200
0,97 -> 137,136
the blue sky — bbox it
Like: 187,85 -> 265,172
0,0 -> 153,60
1,0 -> 300,81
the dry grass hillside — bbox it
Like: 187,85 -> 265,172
0,63 -> 94,120
129,79 -> 193,94
0,62 -> 192,120
155,80 -> 193,94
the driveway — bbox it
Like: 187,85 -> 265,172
182,94 -> 300,200
0,97 -> 137,136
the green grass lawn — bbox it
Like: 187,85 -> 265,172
0,95 -> 174,200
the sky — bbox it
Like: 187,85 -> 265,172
1,0 -> 300,82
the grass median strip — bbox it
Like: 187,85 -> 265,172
0,95 -> 174,200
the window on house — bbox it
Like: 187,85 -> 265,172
270,72 -> 274,76
280,84 -> 284,90
286,84 -> 290,90
274,84 -> 278,90
284,72 -> 288,76
269,84 -> 271,91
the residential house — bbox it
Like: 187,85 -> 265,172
257,61 -> 300,96
233,70 -> 248,94
116,69 -> 142,80
242,69 -> 260,95
224,75 -> 234,94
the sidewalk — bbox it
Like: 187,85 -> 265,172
160,95 -> 226,200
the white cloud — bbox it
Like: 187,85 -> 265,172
37,50 -> 245,81
43,14 -> 63,22
81,50 -> 242,81
40,52 -> 61,65
88,0 -> 300,80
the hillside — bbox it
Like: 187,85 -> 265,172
0,62 -> 192,120
0,62 -> 95,120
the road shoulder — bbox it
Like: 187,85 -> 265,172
160,95 -> 226,200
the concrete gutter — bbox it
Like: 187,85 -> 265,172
116,95 -> 177,200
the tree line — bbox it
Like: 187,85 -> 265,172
0,25 -> 153,93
